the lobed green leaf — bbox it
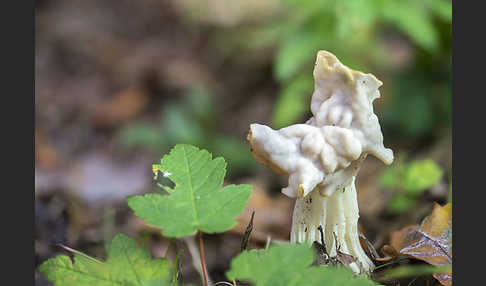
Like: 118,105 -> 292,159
227,243 -> 381,286
127,144 -> 252,238
38,234 -> 171,286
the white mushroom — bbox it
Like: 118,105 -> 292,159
247,50 -> 394,274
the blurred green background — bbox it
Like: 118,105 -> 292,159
35,0 -> 451,285
116,0 -> 452,174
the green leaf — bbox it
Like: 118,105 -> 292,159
211,136 -> 258,174
163,105 -> 206,144
379,158 -> 442,197
333,0 -> 379,39
118,123 -> 167,152
141,280 -> 186,286
382,158 -> 443,214
383,264 -> 452,279
387,193 -> 417,214
184,87 -> 213,121
127,144 -> 252,237
271,74 -> 313,128
38,234 -> 171,286
381,1 -> 438,51
227,244 -> 312,285
378,167 -> 402,190
274,29 -> 324,81
227,244 -> 380,286
381,75 -> 435,139
106,235 -> 171,283
425,0 -> 452,21
402,159 -> 443,195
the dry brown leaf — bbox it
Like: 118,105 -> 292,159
359,231 -> 380,261
375,245 -> 398,262
433,273 -> 452,286
399,203 -> 452,266
382,203 -> 452,285
388,224 -> 419,256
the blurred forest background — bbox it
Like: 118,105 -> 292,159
35,0 -> 451,285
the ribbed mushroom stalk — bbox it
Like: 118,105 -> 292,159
247,51 -> 394,274
290,159 -> 371,274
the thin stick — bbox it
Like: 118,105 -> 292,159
56,244 -> 103,264
197,231 -> 208,286
407,277 -> 419,286
265,236 -> 272,250
240,211 -> 255,252
183,236 -> 212,285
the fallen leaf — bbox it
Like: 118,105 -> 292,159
381,203 -> 452,285
359,231 -> 380,261
333,232 -> 357,266
312,241 -> 329,265
387,224 -> 419,258
375,245 -> 397,262
312,226 -> 330,266
400,203 -> 451,266
433,272 -> 452,286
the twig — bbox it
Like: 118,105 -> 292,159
183,236 -> 213,286
198,231 -> 209,286
214,282 -> 234,286
173,249 -> 183,284
373,257 -> 409,271
265,236 -> 272,250
56,244 -> 103,264
240,211 -> 255,252
407,277 -> 419,286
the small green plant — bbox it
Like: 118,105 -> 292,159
38,234 -> 172,286
127,144 -> 252,237
118,88 -> 257,176
379,157 -> 443,213
208,0 -> 451,144
227,243 -> 380,286
38,144 -> 384,286
267,0 -> 452,131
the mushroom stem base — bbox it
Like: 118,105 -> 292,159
290,177 -> 374,274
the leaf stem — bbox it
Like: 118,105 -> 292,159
198,231 -> 209,286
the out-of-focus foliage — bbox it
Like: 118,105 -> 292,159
141,281 -> 181,286
118,88 -> 257,176
382,265 -> 451,283
117,0 -> 451,175
209,0 -> 451,146
380,158 -> 443,194
127,144 -> 252,237
379,158 -> 443,213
